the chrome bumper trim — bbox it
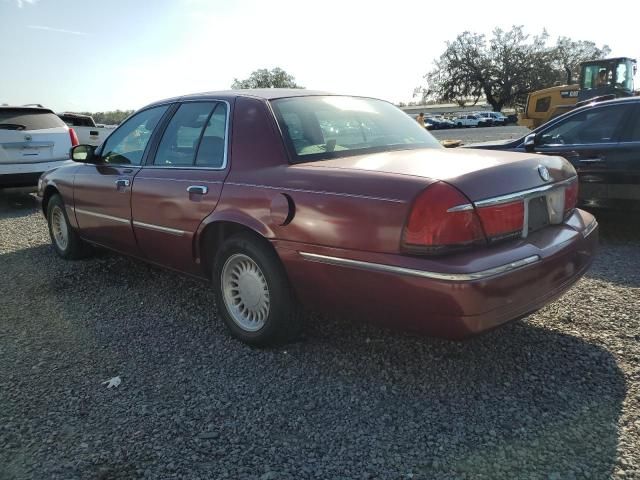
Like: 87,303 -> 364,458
299,252 -> 541,282
582,219 -> 598,238
474,176 -> 577,207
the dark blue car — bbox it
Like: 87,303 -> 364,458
464,97 -> 640,211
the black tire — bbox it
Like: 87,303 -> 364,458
212,232 -> 301,346
46,194 -> 91,259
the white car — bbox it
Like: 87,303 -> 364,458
0,106 -> 77,188
476,111 -> 507,126
453,114 -> 485,128
57,112 -> 116,146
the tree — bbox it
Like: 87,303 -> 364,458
77,110 -> 134,125
551,37 -> 611,84
231,67 -> 303,89
421,26 -> 610,111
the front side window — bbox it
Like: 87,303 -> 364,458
271,96 -> 441,162
538,104 -> 630,146
101,106 -> 168,165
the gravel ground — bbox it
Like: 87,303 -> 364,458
1,187 -> 639,480
431,125 -> 530,145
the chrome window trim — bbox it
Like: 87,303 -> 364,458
145,99 -> 231,171
224,182 -> 405,204
132,221 -> 185,236
474,176 -> 577,207
74,208 -> 130,224
299,252 -> 541,282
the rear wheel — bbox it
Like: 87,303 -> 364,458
47,194 -> 91,259
212,233 -> 301,346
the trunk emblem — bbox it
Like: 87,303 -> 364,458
538,165 -> 550,182
24,134 -> 32,141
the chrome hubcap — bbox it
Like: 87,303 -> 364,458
221,254 -> 270,332
51,206 -> 69,251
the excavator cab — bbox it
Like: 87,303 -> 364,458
578,57 -> 637,102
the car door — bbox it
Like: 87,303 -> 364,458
73,105 -> 169,254
608,103 -> 640,209
532,103 -> 635,207
131,100 -> 230,274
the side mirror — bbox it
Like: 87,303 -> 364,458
71,144 -> 97,163
523,133 -> 537,152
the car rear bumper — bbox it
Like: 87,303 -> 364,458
275,209 -> 598,339
0,159 -> 73,187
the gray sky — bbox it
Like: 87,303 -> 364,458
1,0 -> 637,112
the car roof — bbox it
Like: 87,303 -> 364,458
0,105 -> 55,114
145,89 -> 334,108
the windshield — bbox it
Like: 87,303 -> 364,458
271,96 -> 441,162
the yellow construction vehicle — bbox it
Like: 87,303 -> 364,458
518,57 -> 637,129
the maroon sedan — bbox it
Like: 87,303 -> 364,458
37,90 -> 598,346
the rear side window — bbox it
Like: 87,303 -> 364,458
538,104 -> 631,146
0,109 -> 66,131
153,101 -> 227,168
621,105 -> 640,142
195,103 -> 227,167
59,115 -> 94,127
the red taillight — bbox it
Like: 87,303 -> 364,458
476,201 -> 524,242
402,182 -> 485,254
564,179 -> 579,216
69,128 -> 79,147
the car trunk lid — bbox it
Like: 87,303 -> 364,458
298,147 -> 576,202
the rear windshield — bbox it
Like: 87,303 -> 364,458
58,114 -> 95,127
0,109 -> 67,131
271,96 -> 441,163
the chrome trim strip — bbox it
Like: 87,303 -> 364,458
474,176 -> 577,207
583,219 -> 598,238
133,177 -> 223,183
225,182 -> 405,204
74,208 -> 130,224
132,221 -> 185,236
299,252 -> 541,281
447,203 -> 474,213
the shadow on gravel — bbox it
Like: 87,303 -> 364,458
0,188 -> 39,219
1,242 -> 628,480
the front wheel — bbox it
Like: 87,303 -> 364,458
212,233 -> 301,346
47,194 -> 91,259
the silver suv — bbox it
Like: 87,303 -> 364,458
0,106 -> 77,188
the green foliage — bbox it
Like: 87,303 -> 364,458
421,26 -> 610,111
231,67 -> 303,89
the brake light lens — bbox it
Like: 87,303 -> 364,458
69,128 -> 79,147
402,182 -> 485,254
476,201 -> 524,242
564,179 -> 579,216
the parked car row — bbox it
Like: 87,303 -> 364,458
418,111 -> 512,130
37,90 -> 598,347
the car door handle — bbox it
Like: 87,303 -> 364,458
115,179 -> 130,188
187,185 -> 208,195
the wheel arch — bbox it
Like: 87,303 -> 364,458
196,213 -> 278,280
42,185 -> 61,217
